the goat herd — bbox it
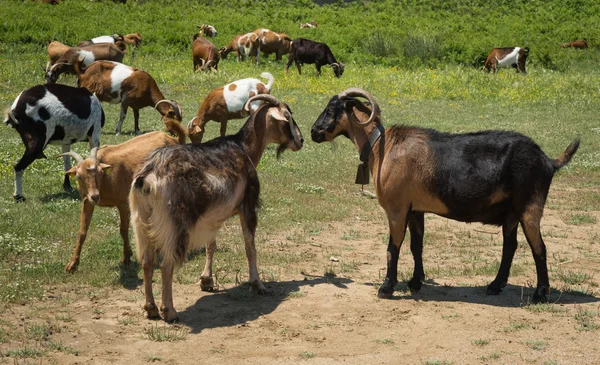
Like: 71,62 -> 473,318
3,25 -> 582,322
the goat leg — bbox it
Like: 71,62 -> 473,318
378,213 -> 408,299
117,204 -> 132,266
487,221 -> 518,295
133,109 -> 141,135
160,262 -> 178,322
200,239 -> 216,291
65,200 -> 95,273
141,250 -> 160,319
61,145 -> 73,191
240,210 -> 267,294
521,217 -> 550,303
407,212 -> 425,292
116,103 -> 128,135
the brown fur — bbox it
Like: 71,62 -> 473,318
47,42 -> 126,81
64,119 -> 187,272
192,34 -> 219,72
253,28 -> 292,61
79,60 -> 182,135
560,39 -> 588,49
483,47 -> 528,74
219,34 -> 242,59
47,41 -> 71,70
123,33 -> 142,47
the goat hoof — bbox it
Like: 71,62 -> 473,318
251,281 -> 267,295
407,278 -> 423,293
13,195 -> 25,202
144,303 -> 160,319
200,277 -> 215,292
64,261 -> 78,273
377,278 -> 396,299
161,307 -> 178,323
486,280 -> 506,296
532,288 -> 550,304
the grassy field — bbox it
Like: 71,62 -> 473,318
0,0 -> 599,363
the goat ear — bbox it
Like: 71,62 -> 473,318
66,166 -> 77,178
268,108 -> 288,122
192,125 -> 203,134
100,163 -> 111,175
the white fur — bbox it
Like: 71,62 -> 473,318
91,36 -> 116,44
78,50 -> 96,67
223,72 -> 274,113
109,62 -> 134,102
496,47 -> 521,68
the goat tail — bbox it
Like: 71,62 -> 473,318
164,118 -> 187,145
260,72 -> 275,90
3,108 -> 18,128
553,138 -> 580,170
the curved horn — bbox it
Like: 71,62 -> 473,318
338,88 -> 379,127
57,151 -> 84,164
187,116 -> 200,129
154,100 -> 182,120
244,94 -> 280,112
90,147 -> 98,161
330,62 -> 339,68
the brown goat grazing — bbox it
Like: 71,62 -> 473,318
130,94 -> 304,322
45,42 -> 126,84
187,72 -> 274,143
484,47 -> 529,74
78,60 -> 182,135
46,41 -> 71,71
311,88 -> 579,304
219,33 -> 260,64
192,33 -> 220,72
560,39 -> 588,49
253,28 -> 292,61
60,119 -> 187,273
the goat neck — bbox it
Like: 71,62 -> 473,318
236,106 -> 271,166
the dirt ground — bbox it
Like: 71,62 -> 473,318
2,188 -> 600,365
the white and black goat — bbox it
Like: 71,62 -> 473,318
4,83 -> 105,201
78,60 -> 182,135
187,72 -> 274,143
311,88 -> 579,304
130,94 -> 304,322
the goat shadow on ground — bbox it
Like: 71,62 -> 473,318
118,262 -> 142,289
39,189 -> 80,202
178,274 -> 352,334
378,280 -> 600,308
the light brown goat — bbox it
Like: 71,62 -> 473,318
560,39 -> 588,49
187,72 -> 274,143
219,33 -> 260,63
45,42 -> 126,83
78,60 -> 182,135
46,41 -> 71,71
192,33 -> 220,72
60,119 -> 187,273
253,28 -> 292,61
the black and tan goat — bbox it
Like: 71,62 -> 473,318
484,47 -> 529,74
59,119 -> 186,273
78,60 -> 182,135
310,88 -> 579,303
4,83 -> 105,201
130,94 -> 303,322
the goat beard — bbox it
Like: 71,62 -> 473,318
276,144 -> 287,159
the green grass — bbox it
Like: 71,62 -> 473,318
144,323 -> 188,342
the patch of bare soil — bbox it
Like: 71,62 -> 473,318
2,188 -> 600,365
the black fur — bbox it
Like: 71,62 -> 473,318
286,38 -> 344,77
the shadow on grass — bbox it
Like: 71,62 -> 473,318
178,275 -> 353,333
119,261 -> 142,290
380,280 -> 600,308
39,189 -> 80,202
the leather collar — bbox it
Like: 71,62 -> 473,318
359,123 -> 385,165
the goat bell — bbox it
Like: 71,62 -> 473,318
355,163 -> 369,185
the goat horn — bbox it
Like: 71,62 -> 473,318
154,100 -> 182,120
187,116 -> 200,129
338,88 -> 380,127
244,94 -> 280,112
90,147 -> 99,161
57,151 -> 84,164
330,63 -> 339,68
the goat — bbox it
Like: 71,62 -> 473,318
77,60 -> 182,135
560,39 -> 588,49
4,83 -> 105,201
310,88 -> 579,304
197,24 -> 217,38
130,94 -> 304,322
219,33 -> 260,64
192,33 -> 220,72
300,21 -> 318,29
187,72 -> 274,143
484,47 -> 529,74
59,119 -> 186,273
253,28 -> 292,61
78,34 -> 124,47
45,42 -> 126,84
46,41 -> 71,72
123,33 -> 143,47
286,38 -> 344,77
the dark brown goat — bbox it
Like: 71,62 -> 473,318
311,88 -> 579,304
192,33 -> 220,72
